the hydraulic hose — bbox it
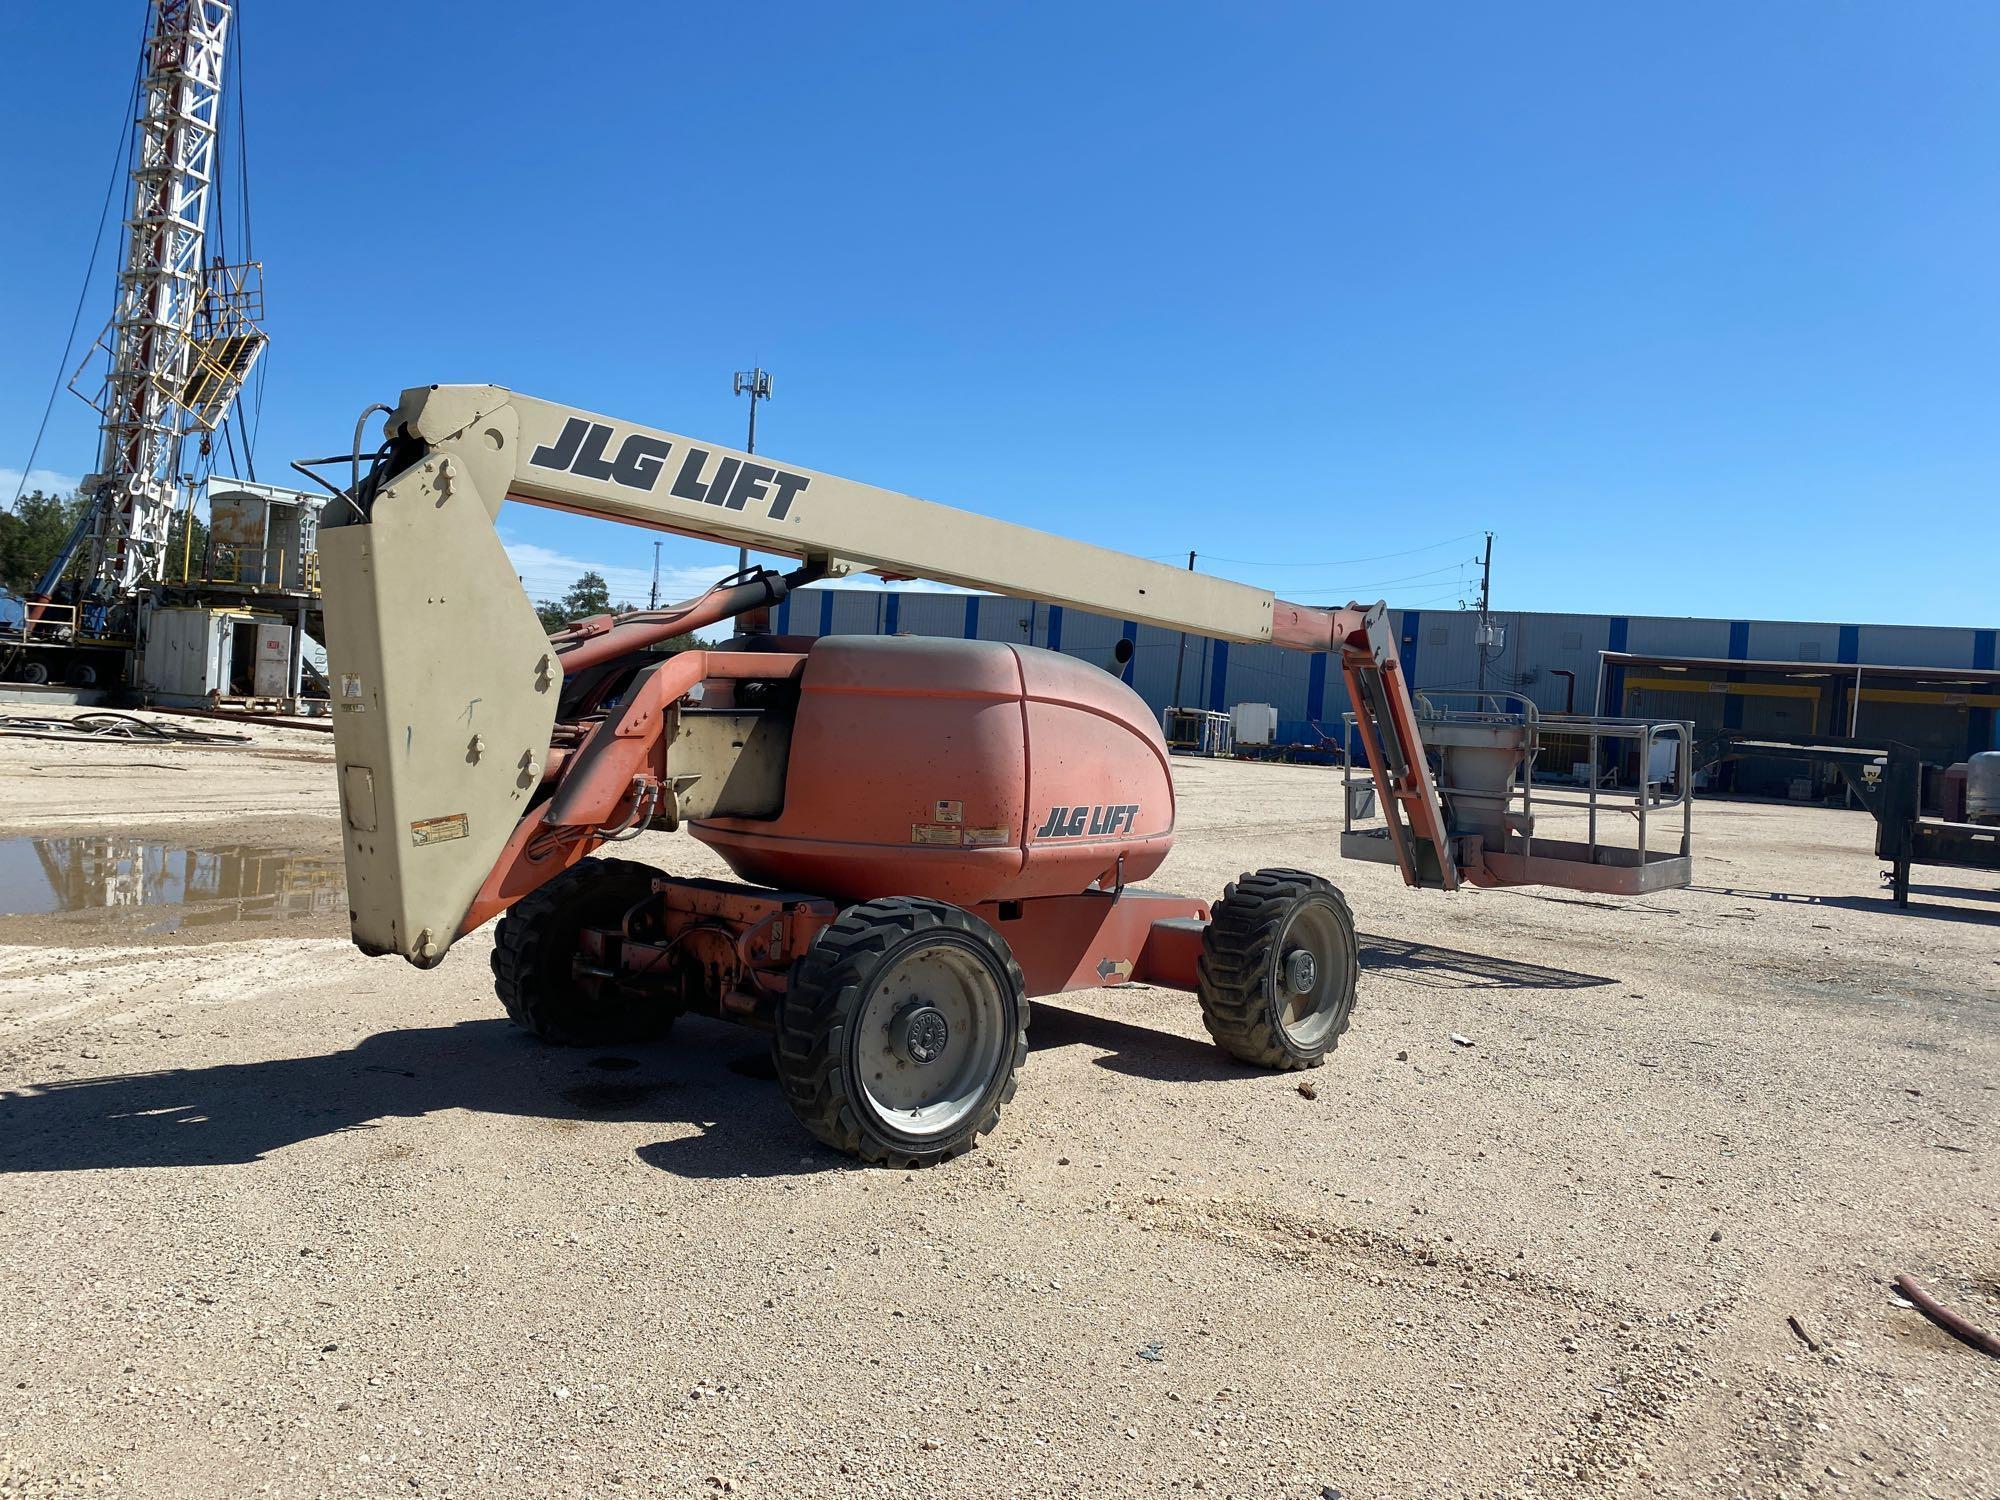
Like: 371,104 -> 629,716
550,561 -> 826,675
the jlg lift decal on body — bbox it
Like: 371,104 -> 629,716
529,418 -> 812,519
1034,804 -> 1141,839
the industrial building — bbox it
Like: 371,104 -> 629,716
773,587 -> 2000,796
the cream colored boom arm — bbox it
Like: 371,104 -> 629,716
317,385 -> 1391,966
371,384 -> 1342,650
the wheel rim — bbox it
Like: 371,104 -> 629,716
1272,897 -> 1353,1048
852,936 -> 1009,1140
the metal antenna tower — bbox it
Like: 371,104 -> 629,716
64,0 -> 265,600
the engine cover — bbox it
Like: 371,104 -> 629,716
691,635 -> 1175,904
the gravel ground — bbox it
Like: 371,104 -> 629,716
0,716 -> 1994,1499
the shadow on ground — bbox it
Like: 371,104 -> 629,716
1357,934 -> 1615,990
0,938 -> 1615,1178
1031,935 -> 1614,1083
1030,1003 -> 1247,1083
0,1016 -> 822,1181
1690,885 -> 2000,924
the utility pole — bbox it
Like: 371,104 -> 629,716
1169,550 -> 1195,709
731,368 -> 772,634
1474,531 -> 1496,695
649,539 -> 661,610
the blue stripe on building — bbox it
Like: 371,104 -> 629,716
1603,617 -> 1629,713
819,592 -> 833,637
1837,624 -> 1859,664
883,593 -> 899,636
775,595 -> 790,634
1207,641 -> 1230,714
1399,610 -> 1423,685
963,595 -> 981,639
1723,620 -> 1749,730
1120,620 -> 1137,684
1045,605 -> 1063,654
1974,629 -> 1999,752
1305,652 -> 1328,725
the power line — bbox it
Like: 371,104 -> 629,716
1393,586 -> 1474,609
232,5 -> 253,264
1194,531 -> 1484,570
224,7 -> 259,476
1289,558 -> 1475,598
8,19 -> 147,507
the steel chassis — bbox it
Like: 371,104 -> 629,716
573,871 -> 1210,1029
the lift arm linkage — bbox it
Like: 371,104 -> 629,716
319,385 -> 1453,964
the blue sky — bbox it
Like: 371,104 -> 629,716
3,3 -> 1995,625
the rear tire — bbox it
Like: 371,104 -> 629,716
491,858 -> 672,1045
18,660 -> 49,685
1197,868 -> 1358,1070
775,898 -> 1028,1166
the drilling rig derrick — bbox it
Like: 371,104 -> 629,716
62,0 -> 265,602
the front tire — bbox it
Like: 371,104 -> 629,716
775,898 -> 1028,1166
1197,869 -> 1358,1069
491,858 -> 672,1045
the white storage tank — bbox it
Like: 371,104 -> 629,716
1231,702 -> 1278,748
1968,751 -> 2000,826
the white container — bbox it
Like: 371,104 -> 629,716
1231,702 -> 1278,748
139,602 -> 293,705
140,606 -> 232,701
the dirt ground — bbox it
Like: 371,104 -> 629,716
0,712 -> 1994,1500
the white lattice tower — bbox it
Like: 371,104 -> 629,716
82,0 -> 233,596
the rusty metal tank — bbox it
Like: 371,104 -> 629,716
692,635 -> 1176,904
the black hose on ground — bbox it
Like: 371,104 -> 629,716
1895,1273 -> 2000,1360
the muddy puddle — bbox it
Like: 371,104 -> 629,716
0,834 -> 344,932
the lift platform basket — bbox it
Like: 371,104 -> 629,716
1339,695 -> 1695,896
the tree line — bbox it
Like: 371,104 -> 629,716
533,571 -> 708,651
0,488 -> 210,595
3,490 -> 700,651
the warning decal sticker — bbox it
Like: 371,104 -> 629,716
411,813 -> 469,847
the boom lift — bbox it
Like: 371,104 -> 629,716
319,385 -> 1665,1165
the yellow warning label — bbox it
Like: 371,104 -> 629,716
963,826 -> 1011,847
411,813 -> 469,847
910,824 -> 961,846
